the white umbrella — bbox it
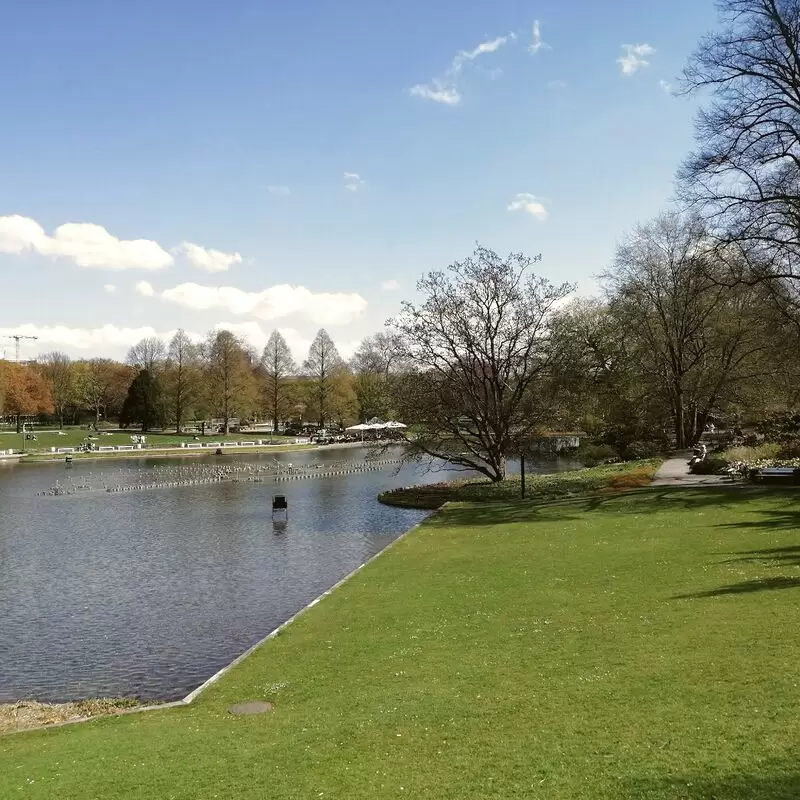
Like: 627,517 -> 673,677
346,422 -> 372,442
383,421 -> 407,429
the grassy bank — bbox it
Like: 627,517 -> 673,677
3,487 -> 800,798
379,459 -> 660,508
18,442 -> 315,463
0,428 -> 297,456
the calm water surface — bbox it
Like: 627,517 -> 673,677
0,447 -> 577,702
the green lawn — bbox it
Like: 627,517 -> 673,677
0,428 -> 294,456
3,487 -> 800,798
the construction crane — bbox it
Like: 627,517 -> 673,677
3,335 -> 38,363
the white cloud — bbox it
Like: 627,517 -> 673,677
618,43 -> 655,76
343,172 -> 365,192
410,31 -> 516,105
176,241 -> 243,273
160,282 -> 368,325
508,193 -> 548,220
0,320 -> 362,363
135,280 -> 155,297
267,185 -> 291,196
452,34 -> 514,73
0,214 -> 174,270
0,323 -> 182,358
409,82 -> 462,105
659,78 -> 674,94
104,283 -> 117,294
529,21 -> 547,54
381,279 -> 400,291
547,79 -> 567,90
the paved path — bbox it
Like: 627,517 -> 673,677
651,454 -> 729,487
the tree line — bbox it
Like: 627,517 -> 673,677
4,0 -> 800,483
0,327 -> 404,436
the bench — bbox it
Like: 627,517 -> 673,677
751,467 -> 800,484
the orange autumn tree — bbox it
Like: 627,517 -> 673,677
0,360 -> 54,432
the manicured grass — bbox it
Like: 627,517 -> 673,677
3,487 -> 800,798
0,428 -> 291,455
379,459 -> 661,508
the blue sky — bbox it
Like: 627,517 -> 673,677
0,0 -> 719,361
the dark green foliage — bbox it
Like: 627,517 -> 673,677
119,370 -> 166,432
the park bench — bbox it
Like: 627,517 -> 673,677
750,467 -> 800,485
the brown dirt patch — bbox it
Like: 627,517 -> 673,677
0,698 -> 140,735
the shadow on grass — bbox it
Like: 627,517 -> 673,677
715,508 -> 800,533
720,543 -> 800,570
673,576 -> 800,599
426,486 -> 793,529
623,763 -> 800,799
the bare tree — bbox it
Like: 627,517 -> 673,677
391,245 -> 573,482
681,0 -> 800,302
74,359 -> 134,427
604,211 -> 769,447
350,331 -> 405,421
261,330 -> 297,434
204,330 -> 256,433
37,351 -> 73,428
165,330 -> 200,433
303,329 -> 343,428
127,336 -> 166,373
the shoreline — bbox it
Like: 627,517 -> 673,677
0,509 -> 434,735
13,439 -> 375,464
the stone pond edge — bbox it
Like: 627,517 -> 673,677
4,507 -> 442,736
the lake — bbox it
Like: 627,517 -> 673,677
0,447 -> 578,703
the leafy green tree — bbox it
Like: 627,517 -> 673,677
119,369 -> 166,431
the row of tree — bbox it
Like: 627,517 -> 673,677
0,328 -> 404,435
2,231 -> 799,477
6,1 -> 800,482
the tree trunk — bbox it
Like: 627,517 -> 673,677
674,389 -> 685,449
272,380 -> 279,436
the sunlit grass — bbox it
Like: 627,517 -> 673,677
2,487 -> 800,798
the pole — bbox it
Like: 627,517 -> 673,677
520,452 -> 526,499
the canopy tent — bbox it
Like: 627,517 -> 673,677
344,420 -> 407,439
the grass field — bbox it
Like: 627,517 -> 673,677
0,428 -> 294,455
2,486 -> 800,798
